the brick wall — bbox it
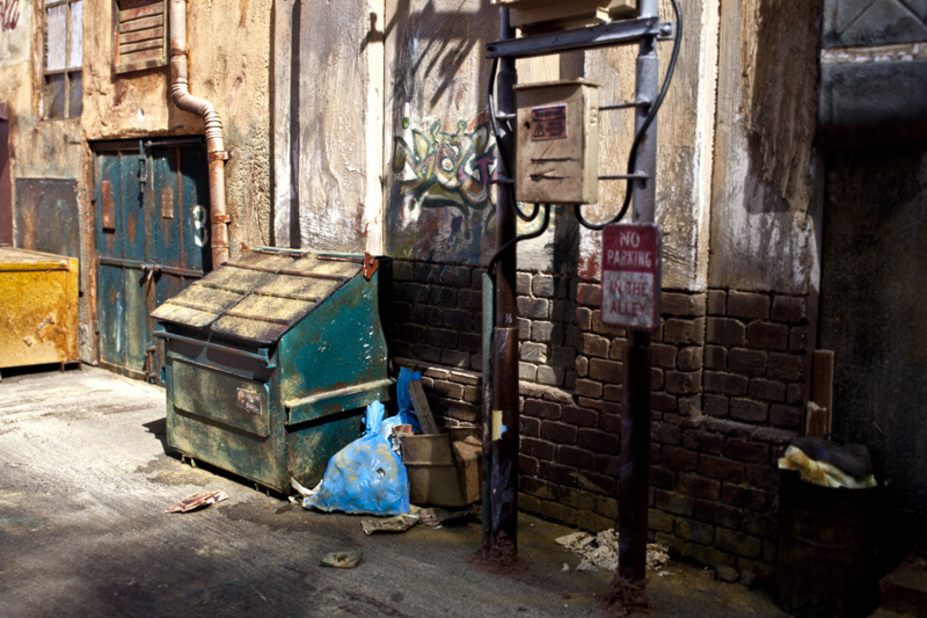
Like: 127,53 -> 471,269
390,259 -> 813,583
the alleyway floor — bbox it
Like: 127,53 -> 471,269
0,365 -> 796,617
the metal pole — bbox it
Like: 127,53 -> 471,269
617,0 -> 659,586
485,7 -> 521,566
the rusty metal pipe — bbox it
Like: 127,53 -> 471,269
169,0 -> 230,267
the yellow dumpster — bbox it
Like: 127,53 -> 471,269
0,247 -> 79,377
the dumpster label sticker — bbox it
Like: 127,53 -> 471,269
531,104 -> 567,141
237,388 -> 263,416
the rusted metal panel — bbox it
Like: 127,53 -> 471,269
14,179 -> 80,258
0,248 -> 80,371
101,180 -> 116,231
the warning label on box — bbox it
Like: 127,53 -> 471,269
531,104 -> 567,141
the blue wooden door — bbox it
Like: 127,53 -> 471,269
94,139 -> 210,381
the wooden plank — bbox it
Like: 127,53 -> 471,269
119,15 -> 163,33
119,27 -> 164,45
119,3 -> 164,23
812,350 -> 835,435
408,379 -> 439,435
119,38 -> 163,55
805,401 -> 828,438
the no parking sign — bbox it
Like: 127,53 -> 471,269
601,224 -> 662,331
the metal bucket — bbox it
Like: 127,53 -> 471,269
775,470 -> 883,617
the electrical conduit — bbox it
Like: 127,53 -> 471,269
168,0 -> 230,267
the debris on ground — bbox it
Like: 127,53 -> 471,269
556,529 -> 669,572
165,490 -> 228,513
320,550 -> 363,569
601,574 -> 653,618
419,504 -> 481,527
361,513 -> 420,535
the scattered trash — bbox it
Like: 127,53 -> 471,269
274,503 -> 296,515
562,563 -> 570,572
290,477 -> 321,498
361,512 -> 420,535
778,437 -> 876,488
419,504 -> 480,527
555,529 -> 669,572
301,401 -> 410,516
321,550 -> 362,569
165,490 -> 228,513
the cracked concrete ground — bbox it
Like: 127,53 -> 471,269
0,365 -> 790,617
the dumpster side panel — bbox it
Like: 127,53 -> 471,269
286,410 -> 366,489
278,271 -> 390,404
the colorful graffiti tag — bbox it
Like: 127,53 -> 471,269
390,118 -> 496,242
0,0 -> 19,32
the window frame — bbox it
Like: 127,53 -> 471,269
42,0 -> 83,121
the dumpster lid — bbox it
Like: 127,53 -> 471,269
0,247 -> 74,272
151,248 -> 363,345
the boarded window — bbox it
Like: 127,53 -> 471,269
113,0 -> 168,74
43,0 -> 82,120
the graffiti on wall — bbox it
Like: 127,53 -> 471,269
0,0 -> 19,31
388,116 -> 497,263
0,0 -> 27,67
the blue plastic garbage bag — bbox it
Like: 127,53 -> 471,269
302,401 -> 410,515
396,367 -> 421,431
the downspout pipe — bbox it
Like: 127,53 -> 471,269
169,0 -> 230,267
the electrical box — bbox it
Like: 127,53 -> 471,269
492,0 -> 638,34
515,79 -> 599,205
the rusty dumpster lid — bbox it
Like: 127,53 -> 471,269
0,247 -> 74,272
151,248 -> 364,345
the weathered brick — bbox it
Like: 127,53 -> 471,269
531,321 -> 563,344
521,437 -> 556,460
652,421 -> 682,445
562,406 -> 599,427
578,428 -> 620,453
393,302 -> 413,323
578,510 -> 615,534
738,557 -> 775,581
715,528 -> 762,558
703,394 -> 729,418
431,286 -> 458,306
519,362 -> 537,380
432,397 -> 479,422
662,446 -> 699,471
597,496 -> 620,520
789,325 -> 809,352
519,454 -> 539,475
742,512 -> 778,539
786,383 -> 803,404
699,455 -> 746,483
414,263 -> 442,283
678,395 -> 701,417
541,501 -> 578,526
608,339 -> 626,360
463,385 -> 482,404
583,334 -> 609,358
413,304 -> 445,326
705,345 -> 727,370
517,318 -> 531,340
728,348 -> 767,377
745,464 -> 779,491
650,465 -> 676,489
551,346 -> 576,368
706,317 -> 745,347
458,289 -> 483,310
440,350 -> 469,367
675,517 -> 715,545
589,358 -> 622,382
550,299 -> 576,321
727,291 -> 770,320
575,307 -> 593,330
520,341 -> 548,363
662,292 -> 707,317
399,282 -> 430,303
600,413 -> 621,433
693,545 -> 738,569
771,295 -> 806,323
650,342 -> 677,368
575,356 -> 589,379
521,416 -> 541,437
678,473 -> 721,499
693,499 -> 741,528
394,261 -> 415,281
524,399 -> 562,420
746,322 -> 789,351
575,282 -> 601,306
590,310 -> 626,336
575,380 -> 602,397
531,275 -> 555,298
704,371 -> 748,396
598,453 -> 622,477
444,308 -> 473,332
520,476 -> 558,501
651,391 -> 677,412
725,441 -> 769,465
767,353 -> 804,382
518,493 -> 542,516
656,531 -> 695,558
708,290 -> 726,315
578,397 -> 607,411
518,297 -> 549,319
459,332 -> 481,352
748,378 -> 786,402
428,328 -> 458,348
536,366 -> 564,386
516,272 -> 531,295
664,318 -> 705,345
537,460 -> 574,486
751,426 -> 797,445
656,490 -> 695,516
666,370 -> 702,395
702,418 -> 754,438
651,367 -> 665,390
721,484 -> 768,511
649,509 -> 676,533
730,398 -> 769,423
683,430 -> 726,454
440,266 -> 471,287
677,346 -> 702,371
770,404 -> 803,429
558,445 -> 595,469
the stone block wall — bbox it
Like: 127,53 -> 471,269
390,259 -> 813,582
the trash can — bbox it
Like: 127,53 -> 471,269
775,470 -> 883,617
152,247 -> 392,493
